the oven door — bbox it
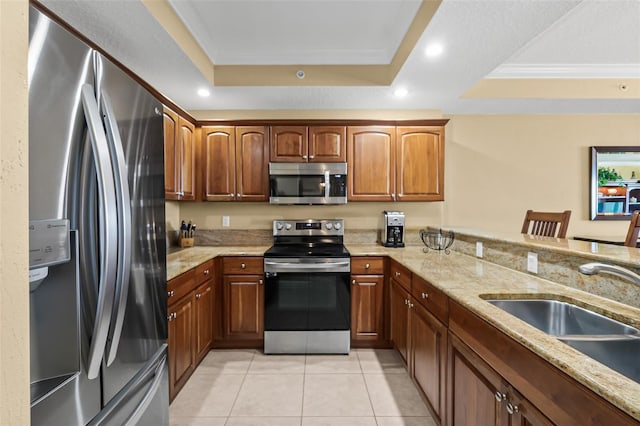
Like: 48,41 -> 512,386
263,258 -> 350,331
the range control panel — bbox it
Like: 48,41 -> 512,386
273,219 -> 344,236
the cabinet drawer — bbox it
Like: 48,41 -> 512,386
412,275 -> 448,324
195,259 -> 215,285
390,261 -> 412,292
167,269 -> 196,306
351,257 -> 385,275
223,256 -> 264,274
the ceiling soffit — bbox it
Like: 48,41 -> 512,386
144,0 -> 441,86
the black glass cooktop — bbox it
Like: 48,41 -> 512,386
264,243 -> 350,258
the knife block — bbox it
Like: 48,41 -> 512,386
178,236 -> 194,248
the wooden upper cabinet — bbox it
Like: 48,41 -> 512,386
163,108 -> 179,200
202,126 -> 236,201
200,126 -> 268,201
178,117 -> 196,201
163,106 -> 196,201
236,126 -> 269,201
270,125 -> 346,162
396,126 -> 444,201
270,126 -> 307,162
347,126 -> 396,201
309,126 -> 346,162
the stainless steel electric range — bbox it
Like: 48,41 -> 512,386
263,219 -> 350,354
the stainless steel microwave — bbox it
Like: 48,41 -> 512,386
269,162 -> 347,204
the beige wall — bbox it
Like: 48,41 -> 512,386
0,0 -> 30,424
179,201 -> 444,230
443,115 -> 640,236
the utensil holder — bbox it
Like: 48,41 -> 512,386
178,237 -> 194,248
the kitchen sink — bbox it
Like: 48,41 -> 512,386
563,338 -> 640,384
485,297 -> 640,384
485,298 -> 639,337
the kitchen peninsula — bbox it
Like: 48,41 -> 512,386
167,229 -> 640,424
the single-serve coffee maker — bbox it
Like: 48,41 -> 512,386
382,211 -> 405,247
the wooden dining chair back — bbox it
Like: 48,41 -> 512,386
521,210 -> 572,238
624,211 -> 640,247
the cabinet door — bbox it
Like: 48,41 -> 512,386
223,274 -> 264,340
309,126 -> 346,162
396,126 -> 444,201
347,126 -> 395,201
202,126 -> 236,201
448,333 -> 503,426
236,126 -> 269,201
411,301 -> 447,423
351,274 -> 384,342
178,117 -> 196,201
194,281 -> 213,363
163,107 -> 179,200
270,126 -> 308,162
168,295 -> 194,400
390,279 -> 410,363
505,386 -> 553,426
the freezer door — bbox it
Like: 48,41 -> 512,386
89,345 -> 169,426
29,6 -> 102,425
94,54 -> 168,404
28,5 -> 94,223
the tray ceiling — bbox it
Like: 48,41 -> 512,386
37,0 -> 640,114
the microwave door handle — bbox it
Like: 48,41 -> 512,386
325,170 -> 330,198
81,84 -> 118,380
100,90 -> 132,366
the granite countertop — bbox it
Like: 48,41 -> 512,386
167,246 -> 270,280
166,243 -> 640,420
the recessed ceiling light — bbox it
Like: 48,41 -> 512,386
394,88 -> 408,97
197,88 -> 210,97
425,43 -> 444,57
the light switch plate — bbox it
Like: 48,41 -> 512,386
476,241 -> 483,258
222,216 -> 230,227
527,252 -> 538,274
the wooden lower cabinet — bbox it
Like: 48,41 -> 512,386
167,260 -> 215,401
221,256 -> 265,345
168,293 -> 194,400
449,300 -> 637,425
350,264 -> 386,346
390,279 -> 410,363
351,274 -> 385,342
448,332 -> 551,426
194,280 -> 213,363
411,300 -> 447,424
223,274 -> 264,340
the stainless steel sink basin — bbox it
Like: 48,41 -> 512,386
486,297 -> 640,384
563,338 -> 640,384
486,299 -> 639,338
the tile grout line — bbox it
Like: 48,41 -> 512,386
301,354 -> 307,424
356,349 -> 381,425
224,350 -> 257,425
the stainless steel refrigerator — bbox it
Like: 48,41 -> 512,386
28,4 -> 168,425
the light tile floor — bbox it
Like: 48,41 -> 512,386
170,349 -> 437,426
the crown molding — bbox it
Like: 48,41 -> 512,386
487,64 -> 640,79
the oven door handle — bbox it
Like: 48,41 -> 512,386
264,260 -> 350,273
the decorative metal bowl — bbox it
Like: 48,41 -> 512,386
420,229 -> 455,254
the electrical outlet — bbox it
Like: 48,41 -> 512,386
222,216 -> 230,227
476,241 -> 483,258
527,252 -> 538,274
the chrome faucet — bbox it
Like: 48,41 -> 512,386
578,262 -> 640,286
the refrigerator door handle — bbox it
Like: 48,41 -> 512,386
123,353 -> 167,426
81,84 -> 118,380
100,90 -> 132,366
